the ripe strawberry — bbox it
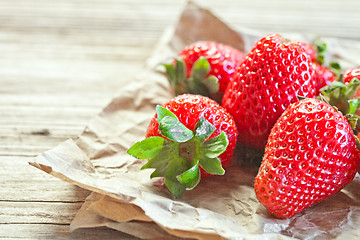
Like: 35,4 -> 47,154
163,41 -> 245,102
254,98 -> 360,219
128,94 -> 237,197
343,67 -> 360,98
357,132 -> 360,174
222,34 -> 315,150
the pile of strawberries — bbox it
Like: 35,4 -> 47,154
128,34 -> 360,219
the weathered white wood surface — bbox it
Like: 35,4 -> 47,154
1,0 -> 360,239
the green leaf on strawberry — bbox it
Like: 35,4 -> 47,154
199,132 -> 228,158
199,156 -> 224,175
162,57 -> 220,98
315,40 -> 327,65
190,56 -> 210,81
127,137 -> 165,159
156,104 -> 178,122
177,159 -> 200,186
159,116 -> 193,142
193,116 -> 216,140
163,59 -> 187,96
164,177 -> 186,198
348,98 -> 359,115
127,105 -> 228,198
320,76 -> 360,115
329,62 -> 342,76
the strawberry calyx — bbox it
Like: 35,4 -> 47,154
162,57 -> 220,97
319,75 -> 360,114
318,75 -> 360,149
127,105 -> 228,198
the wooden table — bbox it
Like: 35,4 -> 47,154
1,0 -> 359,239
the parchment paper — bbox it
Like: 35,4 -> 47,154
30,1 -> 360,239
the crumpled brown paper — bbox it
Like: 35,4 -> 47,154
30,1 -> 360,239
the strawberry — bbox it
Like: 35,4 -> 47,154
357,132 -> 360,174
343,67 -> 360,98
128,94 -> 237,197
254,98 -> 360,219
163,41 -> 245,102
221,34 -> 316,150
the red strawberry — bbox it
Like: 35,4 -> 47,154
343,67 -> 360,98
357,132 -> 360,174
254,98 -> 360,219
128,94 -> 237,197
222,34 -> 315,150
163,41 -> 245,102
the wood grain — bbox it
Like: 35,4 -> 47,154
1,0 -> 360,239
0,224 -> 135,240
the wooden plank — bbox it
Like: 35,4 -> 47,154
0,156 -> 91,202
0,202 -> 82,224
0,224 -> 139,240
0,0 -> 358,39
